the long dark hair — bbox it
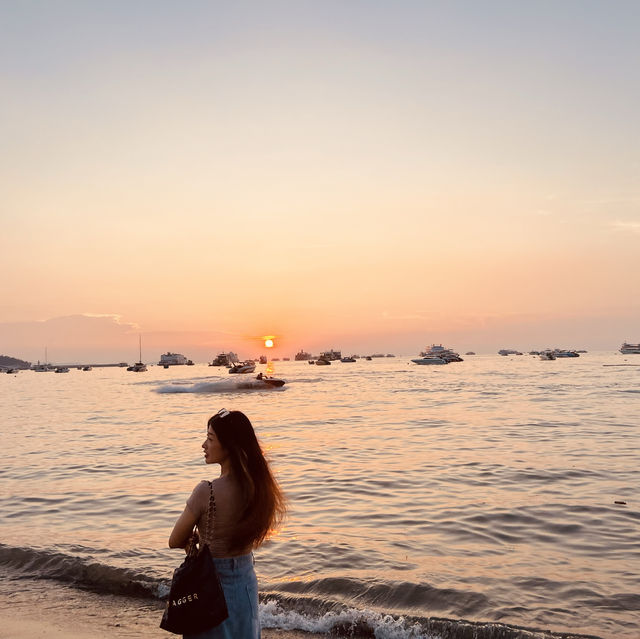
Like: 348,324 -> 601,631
208,410 -> 286,552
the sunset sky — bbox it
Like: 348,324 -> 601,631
2,1 -> 639,362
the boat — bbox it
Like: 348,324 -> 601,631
54,367 -> 70,373
186,360 -> 194,366
619,342 -> 640,354
365,356 -> 372,361
341,356 -> 356,363
540,351 -> 556,360
259,355 -> 267,364
308,360 -> 315,365
127,336 -> 147,372
229,361 -> 256,374
553,350 -> 579,358
411,356 -> 448,365
209,352 -> 238,367
319,349 -> 341,361
82,366 -> 92,371
5,368 -> 20,374
315,358 -> 331,365
295,350 -> 312,361
32,348 -> 54,371
282,357 -> 290,361
465,351 -> 476,356
421,344 -> 463,362
158,352 -> 189,366
255,373 -> 285,388
498,349 -> 520,356
127,362 -> 148,372
386,354 -> 395,358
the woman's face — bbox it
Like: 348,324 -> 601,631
202,426 -> 228,465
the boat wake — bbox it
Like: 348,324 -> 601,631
155,378 -> 284,393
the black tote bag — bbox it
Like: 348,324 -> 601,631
161,482 -> 229,634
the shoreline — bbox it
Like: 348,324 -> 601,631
0,575 -> 324,639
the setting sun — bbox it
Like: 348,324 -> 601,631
264,338 -> 274,348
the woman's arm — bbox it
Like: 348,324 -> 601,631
168,505 -> 198,549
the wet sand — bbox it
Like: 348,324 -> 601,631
0,575 -> 324,639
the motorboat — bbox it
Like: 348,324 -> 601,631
308,360 -> 315,365
254,373 -> 285,388
315,358 -> 331,366
411,356 -> 448,365
498,349 -> 521,356
5,368 -> 20,374
54,367 -> 70,373
619,343 -> 640,354
229,361 -> 256,374
82,366 -> 92,371
553,350 -> 579,358
158,352 -> 189,366
341,356 -> 356,362
209,352 -> 238,367
259,355 -> 267,364
540,351 -> 556,360
465,352 -> 476,355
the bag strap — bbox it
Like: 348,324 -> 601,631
204,480 -> 217,549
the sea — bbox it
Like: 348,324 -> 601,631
1,352 -> 638,639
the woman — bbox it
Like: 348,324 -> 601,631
169,408 -> 286,638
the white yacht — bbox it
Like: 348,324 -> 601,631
620,342 -> 640,354
420,344 -> 464,362
158,352 -> 189,366
209,352 -> 238,367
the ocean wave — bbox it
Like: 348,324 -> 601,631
0,544 -> 604,639
258,598 -> 601,639
0,543 -> 161,598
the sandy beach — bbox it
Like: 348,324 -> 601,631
0,575 -> 324,639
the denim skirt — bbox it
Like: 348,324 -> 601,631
183,553 -> 260,639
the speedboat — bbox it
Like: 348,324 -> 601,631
254,374 -> 285,388
340,356 -> 356,362
553,350 -> 579,358
229,361 -> 256,374
82,366 -> 92,371
54,367 -> 70,373
411,356 -> 448,365
315,358 -> 331,366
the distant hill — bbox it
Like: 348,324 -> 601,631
0,354 -> 32,369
